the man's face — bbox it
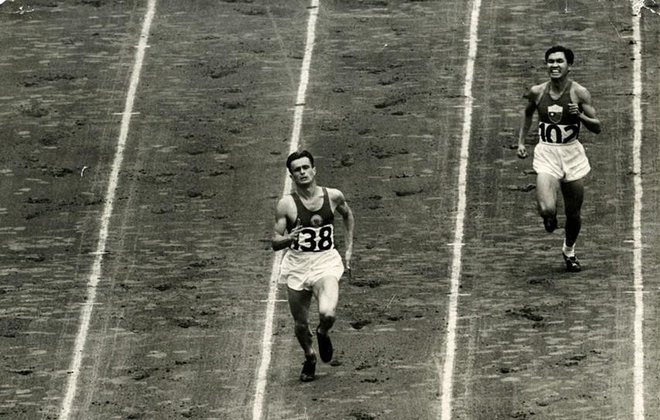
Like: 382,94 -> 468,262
546,52 -> 570,79
289,157 -> 316,186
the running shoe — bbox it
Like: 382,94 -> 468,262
562,253 -> 581,272
300,356 -> 316,382
543,215 -> 558,233
316,330 -> 333,363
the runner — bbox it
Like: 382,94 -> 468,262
517,45 -> 601,272
272,150 -> 355,381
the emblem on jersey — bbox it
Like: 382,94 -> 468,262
548,104 -> 563,124
310,214 -> 323,227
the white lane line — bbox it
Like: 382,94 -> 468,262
58,1 -> 157,418
251,2 -> 319,420
439,0 -> 482,419
630,2 -> 645,419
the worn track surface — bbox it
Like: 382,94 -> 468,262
0,0 -> 658,419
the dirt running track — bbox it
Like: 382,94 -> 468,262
0,0 -> 658,419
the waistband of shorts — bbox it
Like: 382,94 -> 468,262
285,248 -> 339,258
538,139 -> 580,146
287,247 -> 337,254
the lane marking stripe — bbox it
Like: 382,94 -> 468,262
439,0 -> 482,419
58,1 -> 158,418
630,2 -> 645,419
252,2 -> 320,420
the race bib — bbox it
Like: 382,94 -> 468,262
538,121 -> 580,144
290,224 -> 335,252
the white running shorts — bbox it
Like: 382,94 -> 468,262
279,249 -> 344,291
533,141 -> 591,182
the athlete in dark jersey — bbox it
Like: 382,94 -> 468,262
272,150 -> 354,382
536,81 -> 581,144
287,188 -> 336,253
517,46 -> 601,272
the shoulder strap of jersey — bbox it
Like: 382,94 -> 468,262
287,193 -> 303,230
322,187 -> 335,215
535,82 -> 550,106
567,81 -> 578,104
291,192 -> 302,208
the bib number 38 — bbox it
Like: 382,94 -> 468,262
291,225 -> 334,252
538,122 -> 579,144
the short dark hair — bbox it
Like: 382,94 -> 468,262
545,45 -> 574,65
286,150 -> 315,172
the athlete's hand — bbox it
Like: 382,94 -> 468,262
288,224 -> 304,242
345,250 -> 352,281
568,102 -> 581,115
517,144 -> 528,159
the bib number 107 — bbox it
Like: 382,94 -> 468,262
538,122 -> 579,144
291,225 -> 334,252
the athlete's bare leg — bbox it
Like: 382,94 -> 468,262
313,276 -> 339,335
312,276 -> 339,363
560,179 -> 584,248
536,172 -> 560,232
287,287 -> 315,358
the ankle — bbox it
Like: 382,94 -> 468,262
562,240 -> 575,257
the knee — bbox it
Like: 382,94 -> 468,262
318,299 -> 337,319
319,312 -> 336,324
294,320 -> 311,336
537,203 -> 556,218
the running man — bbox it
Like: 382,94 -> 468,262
517,45 -> 601,272
272,150 -> 354,382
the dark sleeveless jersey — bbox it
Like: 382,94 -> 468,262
287,187 -> 335,253
537,81 -> 581,144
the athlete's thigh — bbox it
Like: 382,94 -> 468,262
313,276 -> 339,313
560,178 -> 585,214
536,172 -> 560,208
287,287 -> 313,322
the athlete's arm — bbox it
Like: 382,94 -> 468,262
271,197 -> 302,251
570,85 -> 601,134
332,189 -> 354,270
517,86 -> 540,159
